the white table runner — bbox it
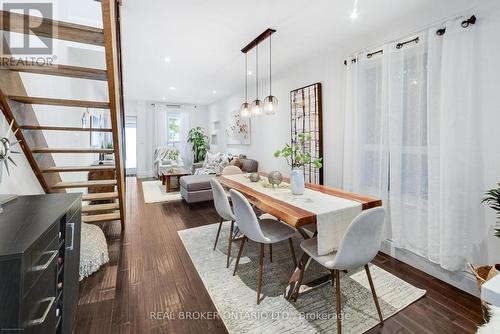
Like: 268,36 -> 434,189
224,174 -> 362,255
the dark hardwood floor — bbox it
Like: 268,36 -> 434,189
75,177 -> 483,334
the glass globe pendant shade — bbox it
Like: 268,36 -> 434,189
251,99 -> 263,117
240,102 -> 251,118
264,95 -> 278,115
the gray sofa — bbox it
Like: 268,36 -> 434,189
180,158 -> 258,203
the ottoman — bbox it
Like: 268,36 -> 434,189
179,174 -> 216,203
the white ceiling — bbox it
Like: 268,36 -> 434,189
120,0 -> 480,105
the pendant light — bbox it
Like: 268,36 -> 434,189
240,53 -> 251,117
251,44 -> 263,117
264,34 -> 278,115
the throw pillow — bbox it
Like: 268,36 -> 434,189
230,158 -> 243,169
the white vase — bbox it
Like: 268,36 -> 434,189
291,168 -> 305,195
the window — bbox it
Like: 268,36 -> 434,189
355,42 -> 429,200
167,115 -> 180,145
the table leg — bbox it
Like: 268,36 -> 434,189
166,176 -> 171,193
284,226 -> 332,302
161,175 -> 165,185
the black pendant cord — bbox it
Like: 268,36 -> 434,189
256,44 -> 259,100
269,35 -> 272,95
245,53 -> 248,102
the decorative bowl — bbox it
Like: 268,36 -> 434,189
268,171 -> 283,187
249,173 -> 260,182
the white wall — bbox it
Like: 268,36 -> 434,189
207,1 -> 500,295
125,99 -> 209,178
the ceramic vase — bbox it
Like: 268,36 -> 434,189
291,168 -> 305,195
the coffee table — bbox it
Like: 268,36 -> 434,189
161,168 -> 191,193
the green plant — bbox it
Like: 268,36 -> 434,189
274,132 -> 323,169
187,127 -> 210,163
165,148 -> 180,161
483,184 -> 500,238
105,142 -> 113,149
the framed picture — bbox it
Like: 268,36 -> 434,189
290,82 -> 323,185
226,110 -> 251,145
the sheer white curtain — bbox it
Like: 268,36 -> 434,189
153,103 -> 168,148
178,108 -> 191,168
344,16 -> 484,271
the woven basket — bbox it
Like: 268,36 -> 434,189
468,263 -> 500,321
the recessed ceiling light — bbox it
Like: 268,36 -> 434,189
169,86 -> 176,90
350,9 -> 358,20
212,90 -> 217,94
350,0 -> 359,20
162,97 -> 166,101
248,71 -> 253,76
164,57 -> 171,63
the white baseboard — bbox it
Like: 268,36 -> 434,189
380,240 -> 478,296
136,170 -> 154,179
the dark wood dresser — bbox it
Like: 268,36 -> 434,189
0,194 -> 81,334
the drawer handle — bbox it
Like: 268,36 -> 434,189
66,223 -> 75,251
28,296 -> 55,326
32,250 -> 58,272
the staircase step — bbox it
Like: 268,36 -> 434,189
82,212 -> 121,223
21,125 -> 112,132
1,61 -> 107,80
33,148 -> 114,154
52,180 -> 117,189
0,10 -> 104,46
82,192 -> 118,201
82,203 -> 120,213
8,96 -> 109,109
43,165 -> 116,173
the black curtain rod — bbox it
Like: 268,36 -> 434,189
367,50 -> 383,59
396,36 -> 419,49
344,14 -> 477,65
436,15 -> 476,36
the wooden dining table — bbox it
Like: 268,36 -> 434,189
218,173 -> 382,301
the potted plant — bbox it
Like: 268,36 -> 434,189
483,184 -> 500,237
187,127 -> 210,163
274,132 -> 323,195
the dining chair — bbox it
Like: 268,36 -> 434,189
230,189 -> 298,304
222,165 -> 243,175
299,207 -> 386,333
210,178 -> 236,268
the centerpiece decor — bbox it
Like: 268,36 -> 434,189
187,127 -> 210,163
267,171 -> 283,186
274,133 -> 322,195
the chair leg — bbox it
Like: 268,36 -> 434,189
257,243 -> 265,304
269,244 -> 273,263
291,253 -> 310,302
213,218 -> 223,251
226,221 -> 235,268
330,270 -> 335,286
335,270 -> 342,334
233,236 -> 247,276
365,264 -> 384,324
288,238 -> 297,267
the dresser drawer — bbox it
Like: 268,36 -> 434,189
22,260 -> 57,334
23,223 -> 59,297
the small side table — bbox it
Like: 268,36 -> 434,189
161,168 -> 191,193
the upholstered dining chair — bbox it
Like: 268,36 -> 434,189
222,165 -> 243,175
299,207 -> 386,334
210,178 -> 236,268
230,189 -> 298,304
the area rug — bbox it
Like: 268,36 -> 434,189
178,223 -> 426,334
142,180 -> 183,203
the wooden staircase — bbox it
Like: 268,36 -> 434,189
0,0 -> 126,230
